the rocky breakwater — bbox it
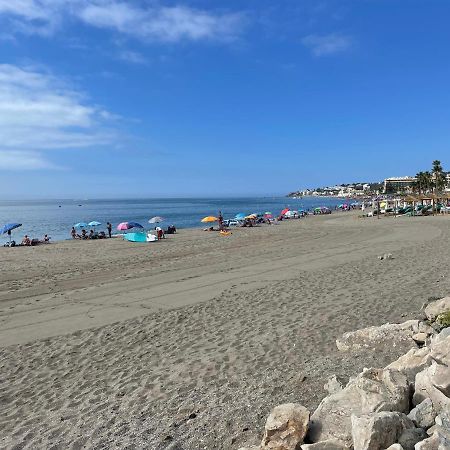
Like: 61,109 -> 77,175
239,296 -> 450,450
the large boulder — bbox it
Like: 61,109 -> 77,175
413,362 -> 450,414
387,347 -> 431,386
407,398 -> 437,429
261,403 -> 310,450
429,333 -> 450,366
308,368 -> 409,447
336,321 -> 420,353
351,412 -> 414,450
424,297 -> 450,321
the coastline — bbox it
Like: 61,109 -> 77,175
2,212 -> 450,449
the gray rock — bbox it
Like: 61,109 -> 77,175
408,399 -> 437,429
398,427 -> 427,450
300,440 -> 349,449
413,362 -> 450,414
324,375 -> 344,395
414,433 -> 439,449
351,411 -> 414,450
336,321 -> 419,353
424,297 -> 450,321
387,347 -> 431,386
309,368 -> 409,447
385,445 -> 404,450
261,403 -> 310,450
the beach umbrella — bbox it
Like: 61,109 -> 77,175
201,216 -> 218,223
117,222 -> 132,231
281,208 -> 290,216
149,216 -> 164,224
264,213 -> 273,218
74,222 -> 88,228
128,222 -> 144,229
235,213 -> 246,220
264,211 -> 272,215
88,220 -> 101,232
1,223 -> 22,243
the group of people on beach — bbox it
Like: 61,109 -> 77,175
3,233 -> 51,247
71,222 -> 112,240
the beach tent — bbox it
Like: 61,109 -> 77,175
281,208 -> 290,216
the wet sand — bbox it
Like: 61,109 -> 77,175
1,213 -> 450,449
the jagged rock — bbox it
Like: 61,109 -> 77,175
300,440 -> 349,449
414,432 -> 439,449
413,333 -> 428,344
398,427 -> 427,450
351,411 -> 414,450
418,322 -> 435,335
385,445 -> 404,450
386,347 -> 431,385
430,328 -> 450,350
324,375 -> 344,395
261,403 -> 309,450
336,321 -> 419,353
413,362 -> 450,414
429,334 -> 450,367
434,410 -> 450,446
424,297 -> 450,321
308,368 -> 409,447
407,399 -> 437,429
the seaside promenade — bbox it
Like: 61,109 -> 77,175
2,212 -> 450,449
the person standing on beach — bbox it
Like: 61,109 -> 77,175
107,222 -> 112,238
218,211 -> 224,231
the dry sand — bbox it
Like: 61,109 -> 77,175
1,213 -> 450,449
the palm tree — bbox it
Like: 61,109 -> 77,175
432,160 -> 446,193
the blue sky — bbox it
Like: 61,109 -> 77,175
0,0 -> 449,198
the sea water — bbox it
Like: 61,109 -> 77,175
0,197 -> 348,242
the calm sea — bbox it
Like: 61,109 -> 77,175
0,197 -> 347,242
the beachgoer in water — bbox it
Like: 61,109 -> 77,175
107,222 -> 112,238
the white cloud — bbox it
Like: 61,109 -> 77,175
0,1 -> 245,43
301,33 -> 352,56
0,150 -> 58,170
0,64 -> 117,170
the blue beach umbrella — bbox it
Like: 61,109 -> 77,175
1,223 -> 22,243
74,222 -> 88,228
128,222 -> 144,229
88,221 -> 101,227
235,213 -> 246,220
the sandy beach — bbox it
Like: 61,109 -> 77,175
2,213 -> 450,449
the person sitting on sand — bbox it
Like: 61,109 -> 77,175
81,229 -> 88,239
42,234 -> 51,243
21,235 -> 31,246
89,230 -> 95,239
71,227 -> 79,239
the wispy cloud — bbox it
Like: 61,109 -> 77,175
117,49 -> 148,65
0,150 -> 60,170
0,64 -> 118,170
301,33 -> 352,56
0,1 -> 246,43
